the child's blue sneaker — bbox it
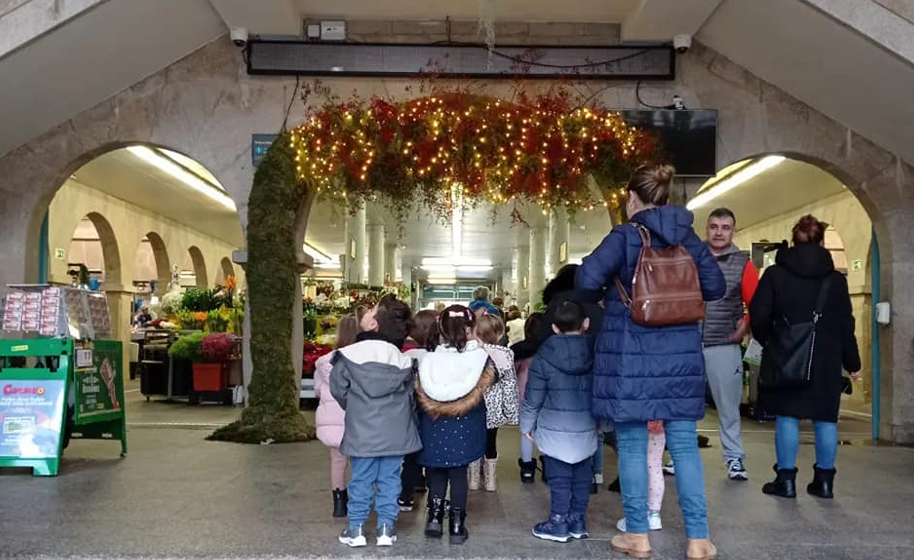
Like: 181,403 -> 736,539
376,523 -> 397,547
532,514 -> 571,543
339,524 -> 367,547
568,514 -> 590,539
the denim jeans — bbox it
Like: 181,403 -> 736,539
543,455 -> 592,518
348,456 -> 403,529
616,421 -> 709,539
775,416 -> 838,470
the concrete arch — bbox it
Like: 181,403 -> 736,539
81,212 -> 122,288
187,246 -> 209,289
217,256 -> 235,285
144,231 -> 171,294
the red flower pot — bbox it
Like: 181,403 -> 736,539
192,363 -> 226,392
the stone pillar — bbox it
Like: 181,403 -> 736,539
367,224 -> 385,287
529,227 -> 548,309
549,207 -> 571,276
345,207 -> 366,285
516,245 -> 530,311
105,287 -> 134,383
384,243 -> 397,284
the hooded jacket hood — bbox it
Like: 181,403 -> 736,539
418,341 -> 490,403
539,334 -> 593,376
631,206 -> 696,246
775,242 -> 835,279
336,340 -> 415,398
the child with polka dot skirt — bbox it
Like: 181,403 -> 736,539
415,305 -> 497,544
617,420 -> 666,532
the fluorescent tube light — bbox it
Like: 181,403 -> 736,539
687,156 -> 785,211
127,146 -> 236,211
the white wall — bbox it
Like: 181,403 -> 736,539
48,178 -> 243,290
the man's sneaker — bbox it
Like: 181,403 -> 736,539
727,458 -> 749,481
397,496 -> 414,512
376,523 -> 397,547
616,514 -> 662,532
567,515 -> 590,539
662,460 -> 676,476
338,525 -> 367,548
532,514 -> 571,543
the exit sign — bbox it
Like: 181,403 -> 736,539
251,134 -> 279,167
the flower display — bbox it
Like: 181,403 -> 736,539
290,88 -> 660,221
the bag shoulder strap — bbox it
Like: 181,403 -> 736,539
813,275 -> 836,320
614,223 -> 647,307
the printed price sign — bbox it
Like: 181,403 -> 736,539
0,379 -> 65,459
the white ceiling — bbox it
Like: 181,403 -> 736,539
303,197 -> 614,276
697,0 -> 914,165
690,158 -> 848,233
0,0 -> 226,157
72,148 -> 243,245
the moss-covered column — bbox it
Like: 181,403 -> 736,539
210,138 -> 315,443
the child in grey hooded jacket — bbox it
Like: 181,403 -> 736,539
330,295 -> 422,548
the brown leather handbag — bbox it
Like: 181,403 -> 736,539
615,224 -> 706,327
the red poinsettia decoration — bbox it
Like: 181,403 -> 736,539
302,342 -> 334,375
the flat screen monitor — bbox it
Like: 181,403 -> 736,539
621,110 -> 718,177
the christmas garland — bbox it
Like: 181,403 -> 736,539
290,88 -> 660,221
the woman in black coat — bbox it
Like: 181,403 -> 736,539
749,215 -> 861,500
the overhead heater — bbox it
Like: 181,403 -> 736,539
246,40 -> 675,80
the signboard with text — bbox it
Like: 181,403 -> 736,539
74,341 -> 123,424
0,337 -> 126,476
0,376 -> 65,460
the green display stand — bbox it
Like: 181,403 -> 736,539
0,338 -> 127,476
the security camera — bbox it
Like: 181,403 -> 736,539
230,27 -> 249,47
673,34 -> 692,54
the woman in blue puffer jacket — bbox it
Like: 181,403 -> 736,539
576,164 -> 725,560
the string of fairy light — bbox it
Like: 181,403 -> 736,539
288,93 -> 658,219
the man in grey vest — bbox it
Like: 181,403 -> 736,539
701,208 -> 759,481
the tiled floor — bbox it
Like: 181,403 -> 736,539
0,394 -> 909,560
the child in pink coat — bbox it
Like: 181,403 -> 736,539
314,314 -> 360,518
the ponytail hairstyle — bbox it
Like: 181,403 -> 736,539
434,304 -> 477,352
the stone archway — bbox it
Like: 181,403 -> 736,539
217,257 -> 235,285
139,231 -> 171,295
80,212 -> 122,288
688,146 -> 907,441
187,246 -> 209,289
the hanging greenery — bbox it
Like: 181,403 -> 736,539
290,87 -> 660,223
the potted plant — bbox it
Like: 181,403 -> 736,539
189,333 -> 236,394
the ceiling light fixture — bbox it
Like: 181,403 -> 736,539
687,155 -> 785,211
302,242 -> 339,267
422,257 -> 492,267
127,146 -> 237,211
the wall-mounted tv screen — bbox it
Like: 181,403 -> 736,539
621,110 -> 718,177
